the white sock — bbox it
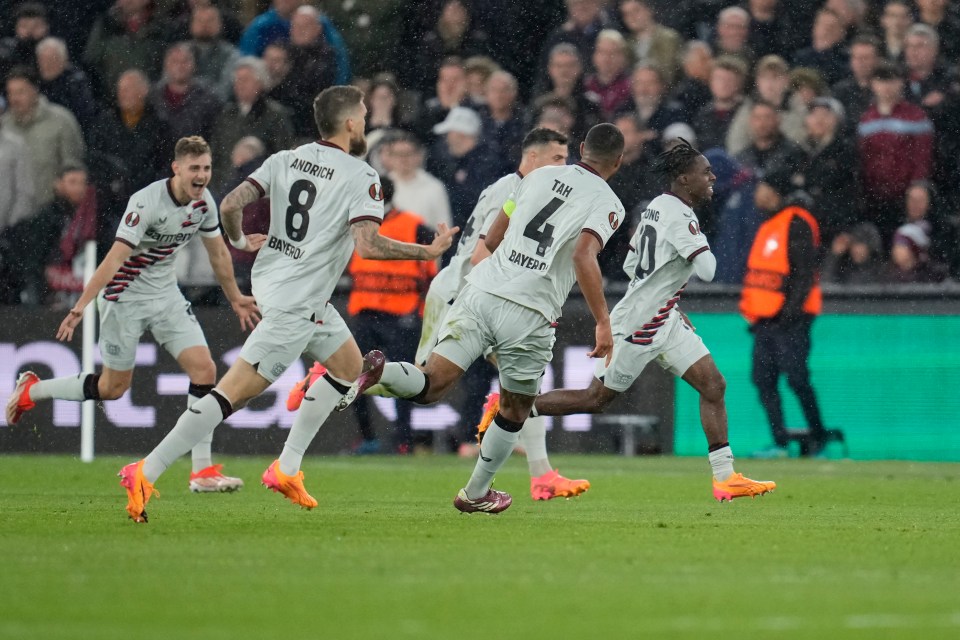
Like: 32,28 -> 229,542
29,374 -> 87,402
278,375 -> 344,476
378,362 -> 426,399
143,393 -> 229,483
709,445 -> 735,482
464,422 -> 519,499
519,415 -> 551,477
187,392 -> 213,472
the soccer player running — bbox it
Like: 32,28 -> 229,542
117,86 -> 457,522
347,123 -> 627,514
481,139 -> 776,502
412,126 -> 592,500
6,136 -> 259,493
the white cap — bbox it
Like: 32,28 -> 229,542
433,106 -> 482,136
662,122 -> 697,147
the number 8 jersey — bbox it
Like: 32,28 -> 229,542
245,140 -> 385,318
612,192 -> 710,333
466,162 -> 625,323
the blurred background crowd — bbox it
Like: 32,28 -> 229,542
1,0 -> 959,309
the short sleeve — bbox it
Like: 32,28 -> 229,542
348,166 -> 385,225
114,194 -> 151,248
665,209 -> 710,261
582,196 -> 625,248
198,190 -> 221,238
246,152 -> 279,197
477,191 -> 511,237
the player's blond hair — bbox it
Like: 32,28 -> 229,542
174,136 -> 211,159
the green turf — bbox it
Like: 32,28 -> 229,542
1,455 -> 958,640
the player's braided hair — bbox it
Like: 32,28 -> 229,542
651,138 -> 702,182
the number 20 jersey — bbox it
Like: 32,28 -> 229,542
246,141 -> 385,318
467,163 -> 625,323
612,192 -> 710,334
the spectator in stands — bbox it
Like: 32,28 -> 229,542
416,57 -> 468,144
790,66 -> 829,111
221,136 -> 269,289
832,35 -> 881,133
880,222 -> 948,283
792,9 -> 848,86
822,222 -> 884,285
149,43 -> 222,147
692,55 -> 747,151
797,97 -> 858,241
384,132 -> 452,231
188,3 -> 241,101
672,40 -> 713,122
539,0 -> 611,81
209,56 -> 294,194
584,29 -> 632,119
238,0 -> 351,85
88,69 -> 167,196
0,115 -> 35,235
414,0 -> 490,95
7,165 -> 96,306
347,175 -> 437,455
1,67 -> 85,208
479,70 -> 525,171
35,37 -> 97,135
735,100 -> 804,177
463,56 -> 499,108
879,0 -> 912,62
858,61 -> 933,242
903,24 -> 949,112
914,0 -> 960,61
262,41 -> 298,113
425,106 -> 500,239
286,5 -> 336,137
532,43 -> 600,143
624,63 -> 684,153
824,0 -> 868,37
727,55 -> 807,155
0,2 -> 49,79
530,95 -> 579,141
746,0 -> 786,60
366,75 -> 408,134
618,0 -> 683,86
160,0 -> 244,44
705,146 -> 761,283
712,6 -> 754,69
84,0 -> 167,99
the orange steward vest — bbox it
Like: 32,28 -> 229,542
740,206 -> 822,324
348,209 -> 437,317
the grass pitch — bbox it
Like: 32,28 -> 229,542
1,454 -> 958,640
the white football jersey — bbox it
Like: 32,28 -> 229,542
246,141 -> 385,318
429,171 -> 520,303
106,179 -> 221,302
467,163 -> 625,322
611,192 -> 710,343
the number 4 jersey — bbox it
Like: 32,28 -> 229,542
246,140 -> 385,318
466,162 -> 625,323
612,192 -> 710,337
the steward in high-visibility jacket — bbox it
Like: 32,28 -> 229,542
740,205 -> 822,325
347,207 -> 437,317
741,169 -> 827,456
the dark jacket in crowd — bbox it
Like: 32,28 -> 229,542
735,135 -> 804,176
692,99 -> 742,151
38,65 -> 98,135
797,135 -> 859,240
148,81 -> 223,147
83,5 -> 167,97
209,97 -> 295,195
88,105 -> 168,196
792,43 -> 848,86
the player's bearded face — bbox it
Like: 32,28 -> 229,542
349,128 -> 367,157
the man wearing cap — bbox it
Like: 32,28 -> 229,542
741,167 -> 828,458
426,105 -> 500,256
797,96 -> 857,242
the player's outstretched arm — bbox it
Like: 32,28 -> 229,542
351,220 -> 459,261
483,210 -> 510,253
56,240 -> 134,342
573,231 -> 613,365
219,181 -> 265,250
201,235 -> 261,331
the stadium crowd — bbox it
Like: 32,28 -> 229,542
0,0 -> 959,309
